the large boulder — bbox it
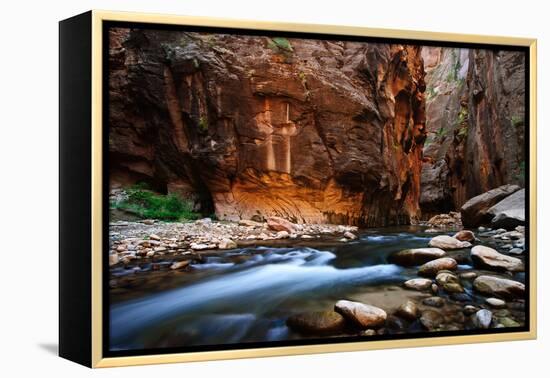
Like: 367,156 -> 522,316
267,217 -> 296,233
470,245 -> 524,272
428,235 -> 471,249
473,275 -> 525,299
286,311 -> 346,335
334,300 -> 387,328
418,257 -> 458,277
487,189 -> 525,230
460,185 -> 521,227
389,248 -> 446,266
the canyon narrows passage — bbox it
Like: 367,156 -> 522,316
107,27 -> 527,352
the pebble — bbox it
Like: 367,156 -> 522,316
508,248 -> 524,255
149,234 -> 161,241
463,305 -> 478,315
422,296 -> 445,308
486,297 -> 506,308
473,309 -> 492,329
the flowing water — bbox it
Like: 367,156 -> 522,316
108,226 -> 525,351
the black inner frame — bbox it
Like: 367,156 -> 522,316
102,20 -> 531,359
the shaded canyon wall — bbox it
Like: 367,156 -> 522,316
108,28 -> 427,226
420,47 -> 525,218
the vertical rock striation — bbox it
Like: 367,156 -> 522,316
108,28 -> 427,226
420,47 -> 525,217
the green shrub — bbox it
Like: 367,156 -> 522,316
113,188 -> 199,221
198,116 -> 208,133
268,37 -> 293,52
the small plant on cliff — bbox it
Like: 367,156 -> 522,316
268,37 -> 293,53
112,186 -> 199,221
198,116 -> 209,133
516,160 -> 526,182
435,127 -> 447,139
267,37 -> 294,63
425,87 -> 437,101
510,114 -> 524,126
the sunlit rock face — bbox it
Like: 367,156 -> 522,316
419,47 -> 525,218
108,28 -> 427,226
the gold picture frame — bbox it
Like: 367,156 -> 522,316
59,9 -> 537,368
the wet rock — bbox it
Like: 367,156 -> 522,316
453,230 -> 476,242
334,300 -> 387,328
386,315 -> 407,332
286,311 -> 346,335
109,254 -> 119,266
389,248 -> 446,266
473,275 -> 525,299
418,257 -> 458,277
420,310 -> 444,330
486,298 -> 507,308
396,300 -> 419,320
488,189 -> 525,230
116,245 -> 127,252
431,283 -> 439,294
190,243 -> 211,250
470,245 -> 524,272
499,317 -> 521,328
436,271 -> 463,293
463,305 -> 479,315
460,185 -> 521,227
508,248 -> 524,255
170,260 -> 190,270
403,278 -> 433,291
425,228 -> 439,233
267,217 -> 296,233
218,238 -> 237,249
459,271 -> 478,280
422,296 -> 445,308
344,231 -> 357,240
450,292 -> 472,302
362,329 -> 377,336
473,309 -> 492,329
429,235 -> 471,250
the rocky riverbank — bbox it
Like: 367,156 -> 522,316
109,215 -> 527,346
109,216 -> 358,267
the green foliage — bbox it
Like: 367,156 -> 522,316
425,87 -> 437,101
268,37 -> 293,52
435,127 -> 447,138
457,126 -> 468,137
510,114 -> 524,126
445,49 -> 461,83
457,107 -> 468,124
112,188 -> 199,221
516,160 -> 526,182
198,116 -> 209,133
